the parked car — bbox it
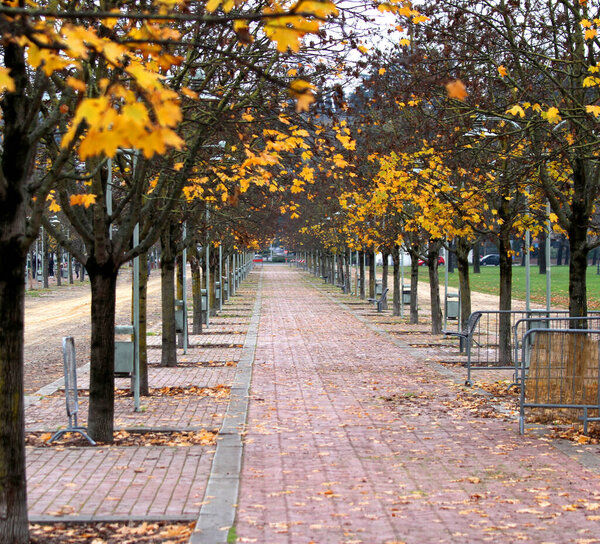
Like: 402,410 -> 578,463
480,254 -> 500,266
418,256 -> 445,266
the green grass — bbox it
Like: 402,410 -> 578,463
406,265 -> 600,310
226,526 -> 237,544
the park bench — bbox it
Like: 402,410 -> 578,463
368,288 -> 389,312
443,311 -> 482,353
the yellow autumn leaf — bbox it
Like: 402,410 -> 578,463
378,68 -> 386,75
446,79 -> 467,101
541,106 -> 561,124
70,194 -> 97,208
289,79 -> 315,112
585,28 -> 597,40
295,0 -> 338,18
0,67 -> 15,92
358,45 -> 369,54
586,104 -> 600,117
506,104 -> 525,117
399,38 -> 410,47
65,77 -> 86,92
498,65 -> 508,77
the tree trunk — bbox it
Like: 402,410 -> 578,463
456,237 -> 472,331
359,251 -> 366,299
498,226 -> 513,365
42,229 -> 49,288
447,240 -> 456,274
381,251 -> 389,310
538,232 -> 547,275
87,264 -> 119,442
427,241 -> 443,334
557,236 -> 565,266
190,256 -> 203,334
160,231 -> 177,368
368,249 -> 376,299
392,246 -> 400,316
137,251 -> 149,396
0,250 -> 29,543
568,230 -> 589,319
56,245 -> 62,286
344,248 -> 351,294
408,247 -> 420,324
210,252 -> 218,316
472,241 -> 481,274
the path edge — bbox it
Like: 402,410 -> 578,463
189,270 -> 262,543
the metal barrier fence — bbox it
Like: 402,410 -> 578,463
519,329 -> 600,434
512,316 -> 600,384
49,337 -> 95,445
459,310 -> 600,385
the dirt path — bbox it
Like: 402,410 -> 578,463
24,270 -> 163,393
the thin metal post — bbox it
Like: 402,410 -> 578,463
182,221 -> 188,353
400,249 -> 405,319
444,245 -> 448,330
219,244 -> 223,311
546,202 -> 552,311
133,223 -> 140,411
107,159 -> 113,240
525,229 -> 531,313
205,241 -> 210,327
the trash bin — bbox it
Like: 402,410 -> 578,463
175,299 -> 185,333
446,293 -> 459,320
115,325 -> 134,374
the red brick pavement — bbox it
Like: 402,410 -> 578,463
25,278 -> 259,523
235,266 -> 600,543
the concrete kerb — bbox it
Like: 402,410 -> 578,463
190,271 -> 262,544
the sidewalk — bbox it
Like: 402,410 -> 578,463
26,265 -> 600,542
25,274 -> 259,531
233,266 -> 600,543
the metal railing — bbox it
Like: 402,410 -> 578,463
519,329 -> 600,435
456,310 -> 600,385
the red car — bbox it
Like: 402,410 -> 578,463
418,256 -> 445,266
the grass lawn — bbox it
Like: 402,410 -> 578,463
398,265 -> 600,311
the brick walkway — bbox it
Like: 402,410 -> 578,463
24,265 -> 600,541
25,275 -> 259,523
235,266 -> 600,543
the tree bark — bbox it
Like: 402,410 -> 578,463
498,225 -> 513,365
87,263 -> 118,442
42,229 -> 49,288
190,255 -> 203,334
381,250 -> 389,310
568,228 -> 589,319
137,251 -> 149,396
344,248 -> 351,294
427,241 -> 443,334
160,229 -> 177,367
538,232 -> 547,275
56,244 -> 62,286
368,249 -> 376,299
0,250 -> 28,543
456,237 -> 472,331
408,246 -> 420,324
391,246 -> 401,316
472,241 -> 481,274
359,251 -> 366,299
